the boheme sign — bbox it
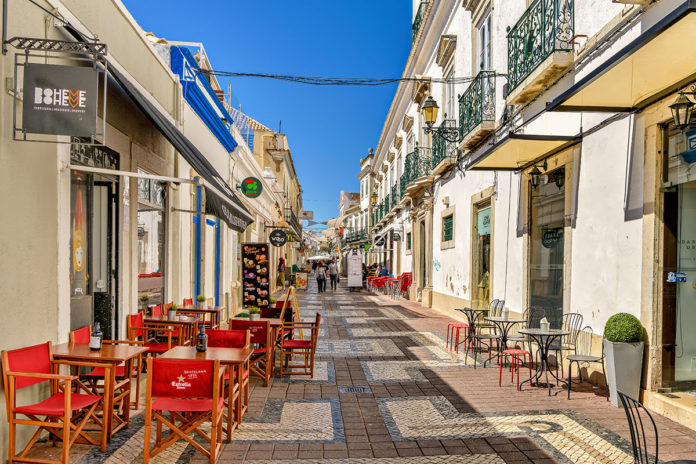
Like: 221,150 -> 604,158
239,177 -> 262,198
269,229 -> 288,247
23,63 -> 98,136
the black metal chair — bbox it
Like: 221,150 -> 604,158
617,391 -> 696,464
473,299 -> 504,368
549,312 -> 583,377
567,326 -> 607,400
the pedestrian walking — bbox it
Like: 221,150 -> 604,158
328,259 -> 339,291
277,257 -> 286,290
315,260 -> 327,293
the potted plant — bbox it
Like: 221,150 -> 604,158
249,306 -> 260,321
603,313 -> 644,407
270,297 -> 277,305
234,312 -> 249,318
197,295 -> 206,309
169,303 -> 178,320
139,295 -> 150,312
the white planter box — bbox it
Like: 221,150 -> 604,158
604,340 -> 644,407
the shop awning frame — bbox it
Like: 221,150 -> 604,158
466,133 -> 582,171
547,0 -> 696,113
68,164 -> 197,184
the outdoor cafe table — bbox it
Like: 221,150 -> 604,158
483,316 -> 527,367
144,314 -> 201,344
52,342 -> 148,441
177,306 -> 224,328
518,328 -> 570,396
454,307 -> 489,366
160,345 -> 253,438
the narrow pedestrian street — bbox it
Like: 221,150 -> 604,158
56,283 -> 696,464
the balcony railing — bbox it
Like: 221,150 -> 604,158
458,71 -> 496,142
401,147 -> 432,190
412,1 -> 428,43
346,229 -> 367,243
432,119 -> 457,168
399,173 -> 408,199
285,207 -> 302,235
391,184 -> 398,209
507,0 -> 574,93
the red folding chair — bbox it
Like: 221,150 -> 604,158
279,313 -> 321,377
183,298 -> 194,306
144,358 -> 224,464
399,272 -> 413,298
206,329 -> 249,441
2,342 -> 109,463
151,305 -> 162,317
69,325 -> 144,409
229,320 -> 272,386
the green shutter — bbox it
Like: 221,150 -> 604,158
407,233 -> 412,250
443,215 -> 454,242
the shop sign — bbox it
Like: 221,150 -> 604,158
374,235 -> 385,247
23,64 -> 98,136
541,228 -> 562,249
239,177 -> 262,198
70,137 -> 118,169
667,272 -> 687,283
285,232 -> 299,242
392,231 -> 401,241
241,243 -> 270,308
300,211 -> 314,220
269,229 -> 287,247
364,244 -> 372,251
681,129 -> 696,164
477,207 -> 491,236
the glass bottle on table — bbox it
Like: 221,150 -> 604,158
196,324 -> 207,352
90,322 -> 103,351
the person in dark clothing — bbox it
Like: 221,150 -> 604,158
315,261 -> 327,293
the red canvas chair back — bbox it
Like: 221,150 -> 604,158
4,342 -> 52,389
70,325 -> 91,344
128,312 -> 144,339
183,298 -> 193,306
164,303 -> 173,313
229,320 -> 269,346
152,305 -> 162,317
151,359 -> 215,398
205,329 -> 249,348
261,307 -> 280,318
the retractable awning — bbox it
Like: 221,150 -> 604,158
547,0 -> 696,112
466,133 -> 581,171
107,66 -> 253,233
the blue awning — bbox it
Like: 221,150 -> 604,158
170,46 -> 238,152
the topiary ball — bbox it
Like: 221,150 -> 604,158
605,313 -> 643,343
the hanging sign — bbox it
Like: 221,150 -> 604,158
392,231 -> 401,241
299,211 -> 314,220
239,177 -> 262,198
269,229 -> 288,247
23,63 -> 98,137
374,235 -> 386,247
364,243 -> 372,251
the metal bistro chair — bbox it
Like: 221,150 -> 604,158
617,391 -> 696,464
549,312 -> 583,377
567,326 -> 608,400
472,299 -> 504,368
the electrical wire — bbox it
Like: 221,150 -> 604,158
198,69 -> 508,87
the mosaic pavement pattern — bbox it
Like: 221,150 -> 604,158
62,282 -> 678,463
378,396 -> 634,464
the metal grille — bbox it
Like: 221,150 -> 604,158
443,215 -> 454,242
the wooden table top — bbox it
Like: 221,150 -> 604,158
144,315 -> 200,324
231,317 -> 282,327
53,343 -> 148,362
178,306 -> 223,313
160,345 -> 252,364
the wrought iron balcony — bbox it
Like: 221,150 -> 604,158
399,173 -> 408,199
391,184 -> 399,210
507,0 -> 574,103
346,229 -> 367,244
432,119 -> 457,170
401,147 -> 433,192
412,1 -> 428,43
458,71 -> 496,148
285,207 -> 302,236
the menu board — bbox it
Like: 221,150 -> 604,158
242,243 -> 270,308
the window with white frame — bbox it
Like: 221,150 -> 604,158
476,11 -> 492,71
444,68 -> 455,120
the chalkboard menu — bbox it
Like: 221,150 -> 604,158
242,243 -> 270,308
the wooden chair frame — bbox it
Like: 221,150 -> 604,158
279,314 -> 321,377
143,358 -> 224,464
2,343 -> 111,464
229,320 -> 272,387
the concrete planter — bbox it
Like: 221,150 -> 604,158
198,301 -> 206,309
604,340 -> 644,407
249,313 -> 260,321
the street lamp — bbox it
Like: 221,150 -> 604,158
421,95 -> 459,143
670,91 -> 694,131
371,192 -> 378,205
528,160 -> 547,190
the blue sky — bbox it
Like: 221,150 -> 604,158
122,0 -> 411,226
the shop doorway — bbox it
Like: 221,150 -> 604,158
528,167 -> 565,328
69,171 -> 119,338
473,201 -> 491,309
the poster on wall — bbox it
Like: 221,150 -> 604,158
295,272 -> 308,290
241,243 -> 270,309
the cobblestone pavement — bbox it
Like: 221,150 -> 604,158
31,281 -> 696,463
